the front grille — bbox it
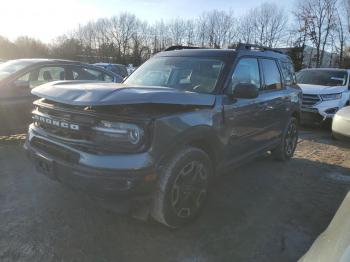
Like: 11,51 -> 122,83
302,94 -> 321,107
37,122 -> 91,140
33,99 -> 96,141
31,99 -> 149,154
31,137 -> 80,162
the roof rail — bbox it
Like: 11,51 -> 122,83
237,43 -> 284,54
164,45 -> 202,51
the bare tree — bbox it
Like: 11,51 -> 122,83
50,35 -> 82,60
345,0 -> 350,32
237,14 -> 255,44
4,3 -> 327,66
333,10 -> 346,66
14,36 -> 49,58
0,36 -> 18,59
185,20 -> 196,46
237,3 -> 288,47
196,10 -> 237,48
294,0 -> 338,67
168,18 -> 186,45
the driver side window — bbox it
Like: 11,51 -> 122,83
231,58 -> 261,92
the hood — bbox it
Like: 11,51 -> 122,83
298,84 -> 347,95
31,81 -> 216,107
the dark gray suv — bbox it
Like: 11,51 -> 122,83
25,44 -> 301,227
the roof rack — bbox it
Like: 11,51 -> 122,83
165,45 -> 202,51
237,43 -> 284,54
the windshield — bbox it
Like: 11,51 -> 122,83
296,70 -> 348,86
0,60 -> 37,81
124,57 -> 225,94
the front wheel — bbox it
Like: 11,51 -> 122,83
272,117 -> 299,161
151,147 -> 212,228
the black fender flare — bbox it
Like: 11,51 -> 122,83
157,125 -> 223,169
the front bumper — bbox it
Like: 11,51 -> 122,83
300,108 -> 325,124
24,125 -> 158,199
301,95 -> 349,122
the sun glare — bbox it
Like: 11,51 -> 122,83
0,0 -> 104,42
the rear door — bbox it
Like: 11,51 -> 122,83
258,58 -> 289,141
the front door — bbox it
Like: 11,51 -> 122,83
222,57 -> 268,161
0,66 -> 66,135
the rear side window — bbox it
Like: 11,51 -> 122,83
260,59 -> 282,90
70,66 -> 113,82
37,67 -> 65,82
281,61 -> 296,86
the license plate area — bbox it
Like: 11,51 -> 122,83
35,153 -> 54,176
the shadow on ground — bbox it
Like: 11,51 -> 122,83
300,125 -> 350,149
1,143 -> 350,262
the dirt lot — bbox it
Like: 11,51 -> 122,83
0,127 -> 350,262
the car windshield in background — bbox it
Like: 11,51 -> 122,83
296,70 -> 348,86
0,60 -> 37,81
124,57 -> 225,94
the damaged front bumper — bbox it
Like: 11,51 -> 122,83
301,97 -> 348,124
24,125 -> 158,213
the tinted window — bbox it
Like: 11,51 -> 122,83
281,61 -> 296,86
15,66 -> 65,88
261,59 -> 282,90
38,67 -> 65,81
113,65 -> 128,77
296,70 -> 348,86
71,67 -> 113,82
125,57 -> 225,94
0,60 -> 37,80
231,58 -> 261,91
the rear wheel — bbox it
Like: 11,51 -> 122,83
151,147 -> 212,228
272,117 -> 298,161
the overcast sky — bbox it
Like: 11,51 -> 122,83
0,0 -> 293,42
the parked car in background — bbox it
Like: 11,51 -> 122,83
296,68 -> 350,124
25,44 -> 301,228
0,59 -> 123,135
332,106 -> 350,141
94,63 -> 129,78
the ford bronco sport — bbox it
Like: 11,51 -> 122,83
25,44 -> 301,228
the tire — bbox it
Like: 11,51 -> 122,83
151,147 -> 213,228
272,117 -> 299,161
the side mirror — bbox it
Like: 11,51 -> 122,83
230,83 -> 259,99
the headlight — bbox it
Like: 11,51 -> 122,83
93,121 -> 144,146
320,93 -> 342,101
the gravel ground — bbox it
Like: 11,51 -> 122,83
0,127 -> 349,262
